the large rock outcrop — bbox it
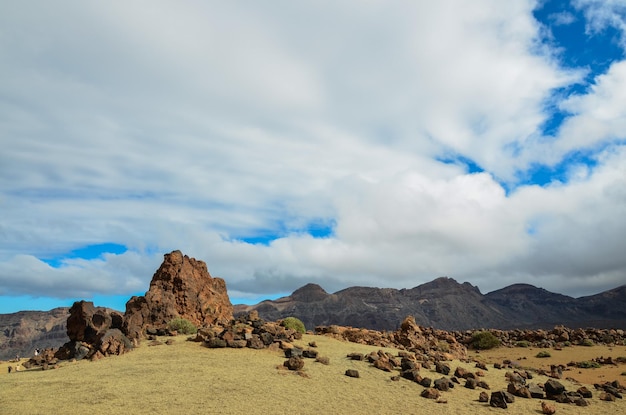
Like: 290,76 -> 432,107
123,250 -> 233,339
55,300 -> 131,361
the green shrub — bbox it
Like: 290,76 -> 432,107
470,331 -> 500,350
167,317 -> 197,335
281,317 -> 306,334
515,341 -> 530,348
581,339 -> 594,347
536,351 -> 551,358
576,361 -> 601,369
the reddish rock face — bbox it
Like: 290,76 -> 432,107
123,250 -> 233,339
66,301 -> 123,344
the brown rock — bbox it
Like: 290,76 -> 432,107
599,392 -> 616,402
490,391 -> 508,409
541,401 -> 556,414
577,386 -> 592,398
284,356 -> 304,371
478,391 -> 489,402
123,251 -> 233,339
421,388 -> 441,399
345,369 -> 360,378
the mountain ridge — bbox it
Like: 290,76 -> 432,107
234,278 -> 626,332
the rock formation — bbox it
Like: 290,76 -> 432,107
123,250 -> 233,339
54,300 -> 131,361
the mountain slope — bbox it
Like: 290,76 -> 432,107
0,308 -> 69,360
235,279 -> 626,331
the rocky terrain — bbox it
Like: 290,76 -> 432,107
234,278 -> 626,331
3,250 -> 626,414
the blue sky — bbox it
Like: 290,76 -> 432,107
1,0 -> 626,313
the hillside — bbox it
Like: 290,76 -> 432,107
2,333 -> 625,414
235,278 -> 626,331
0,308 -> 69,360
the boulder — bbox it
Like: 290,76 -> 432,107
528,383 -> 544,399
345,369 -> 360,378
541,401 -> 556,414
490,391 -> 508,409
434,377 -> 453,391
435,361 -> 451,375
56,302 -> 131,360
421,388 -> 440,399
123,251 -> 233,340
508,382 -> 531,398
284,356 -> 304,371
478,391 -> 489,402
544,379 -> 565,398
65,301 -> 119,344
465,378 -> 477,389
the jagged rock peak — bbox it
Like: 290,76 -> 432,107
123,250 -> 233,339
291,283 -> 329,302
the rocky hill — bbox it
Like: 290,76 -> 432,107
234,278 -> 626,331
0,308 -> 69,360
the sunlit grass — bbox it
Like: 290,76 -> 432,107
1,335 -> 625,414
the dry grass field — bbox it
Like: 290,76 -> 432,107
1,334 -> 625,415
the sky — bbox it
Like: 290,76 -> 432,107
1,0 -> 626,313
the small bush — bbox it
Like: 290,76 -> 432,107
576,361 -> 601,369
167,317 -> 197,335
470,331 -> 500,350
581,339 -> 594,347
536,351 -> 551,358
515,341 -> 530,348
281,317 -> 306,334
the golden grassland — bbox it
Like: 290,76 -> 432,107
1,335 -> 625,415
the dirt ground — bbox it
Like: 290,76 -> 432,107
477,344 -> 626,385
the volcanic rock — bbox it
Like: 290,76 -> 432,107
123,250 -> 233,339
55,301 -> 131,360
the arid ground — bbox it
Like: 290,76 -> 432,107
1,334 -> 624,415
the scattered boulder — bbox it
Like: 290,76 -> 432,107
541,401 -> 556,414
284,356 -> 304,371
490,391 -> 508,409
345,369 -> 360,378
528,383 -> 544,399
544,379 -> 565,398
435,361 -> 451,375
465,378 -> 477,389
421,388 -> 441,399
508,382 -> 531,398
434,377 -> 453,391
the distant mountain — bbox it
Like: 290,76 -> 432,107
0,308 -> 69,360
234,278 -> 626,331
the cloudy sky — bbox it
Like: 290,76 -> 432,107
1,0 -> 625,313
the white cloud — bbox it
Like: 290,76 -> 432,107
0,1 -> 625,307
574,0 -> 626,49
